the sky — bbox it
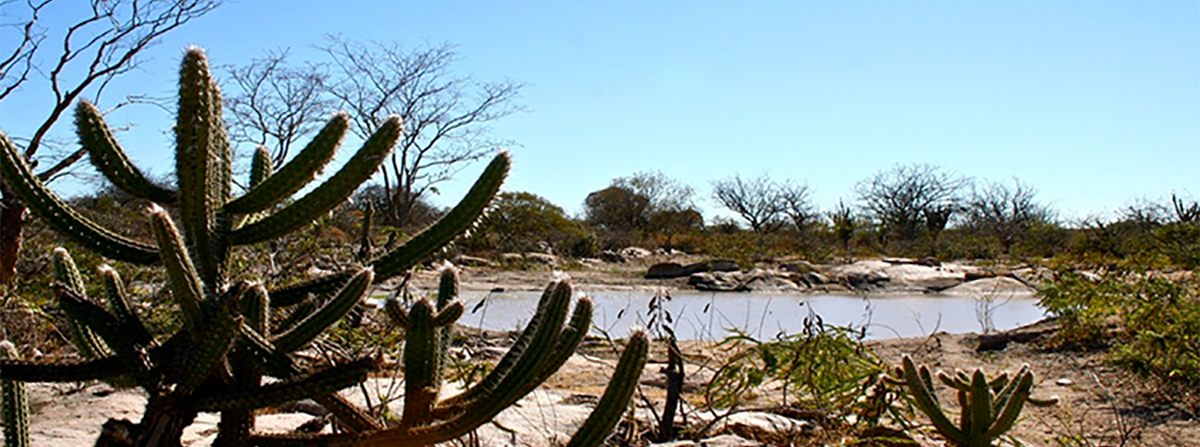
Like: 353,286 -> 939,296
3,1 -> 1198,223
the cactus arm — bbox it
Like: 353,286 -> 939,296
400,299 -> 440,427
991,365 -> 1026,414
0,356 -> 128,382
241,283 -> 271,336
523,297 -> 593,390
75,101 -> 177,204
189,358 -> 373,412
384,298 -> 409,326
175,47 -> 231,287
229,116 -> 400,246
149,205 -> 207,334
276,296 -> 319,334
436,280 -> 557,410
51,248 -> 110,358
969,370 -> 992,439
268,271 -> 354,307
360,328 -> 646,447
236,325 -> 381,433
432,301 -> 464,327
98,265 -> 156,348
901,356 -> 966,444
1,342 -> 30,447
983,370 -> 1034,440
0,133 -> 159,264
271,268 -> 373,352
177,307 -> 241,395
248,145 -> 274,189
55,285 -> 157,391
369,152 -> 509,282
564,330 -> 649,447
223,114 -> 349,215
237,325 -> 297,376
440,281 -> 572,416
436,264 -> 459,308
51,247 -> 86,294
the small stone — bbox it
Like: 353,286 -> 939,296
1056,378 -> 1073,386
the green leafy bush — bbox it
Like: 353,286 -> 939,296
705,316 -> 889,423
1039,268 -> 1200,383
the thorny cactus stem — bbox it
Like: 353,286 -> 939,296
1,341 -> 30,447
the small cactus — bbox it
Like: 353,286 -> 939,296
888,356 -> 1057,447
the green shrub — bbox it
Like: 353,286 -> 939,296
1039,268 -> 1200,383
705,316 -> 890,424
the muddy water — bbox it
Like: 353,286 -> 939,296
449,290 -> 1044,341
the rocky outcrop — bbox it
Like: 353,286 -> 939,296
826,259 -> 968,292
646,259 -> 739,279
454,255 -> 494,267
688,268 -> 806,292
939,276 -> 1036,297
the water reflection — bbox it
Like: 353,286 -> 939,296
449,290 -> 1045,341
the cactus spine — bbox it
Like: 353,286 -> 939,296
889,356 -> 1057,447
0,45 -> 647,447
1,341 -> 30,447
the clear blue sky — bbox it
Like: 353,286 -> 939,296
5,1 -> 1198,222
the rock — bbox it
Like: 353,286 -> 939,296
525,252 -> 558,265
827,260 -> 969,292
454,255 -> 494,267
740,269 -> 804,292
710,259 -> 740,272
688,271 -> 747,292
687,269 -> 802,292
599,250 -> 627,263
646,262 -> 689,279
646,259 -> 741,279
723,411 -> 813,442
779,261 -> 817,273
650,434 -> 760,447
801,271 -> 828,286
939,277 -> 1036,297
620,246 -> 652,259
828,260 -> 892,289
883,264 -> 964,291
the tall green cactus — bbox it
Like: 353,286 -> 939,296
1,341 -> 30,447
0,46 -> 646,447
888,356 -> 1057,447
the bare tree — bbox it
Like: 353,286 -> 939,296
777,180 -> 814,232
855,163 -> 966,250
965,178 -> 1051,255
319,36 -> 524,228
615,170 -> 695,214
0,0 -> 220,285
222,49 -> 335,168
711,173 -> 784,235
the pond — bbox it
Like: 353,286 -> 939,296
441,289 -> 1046,341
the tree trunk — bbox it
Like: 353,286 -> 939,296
0,186 -> 27,287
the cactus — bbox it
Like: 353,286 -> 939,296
0,46 -> 646,447
1,341 -> 30,447
888,356 -> 1057,447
